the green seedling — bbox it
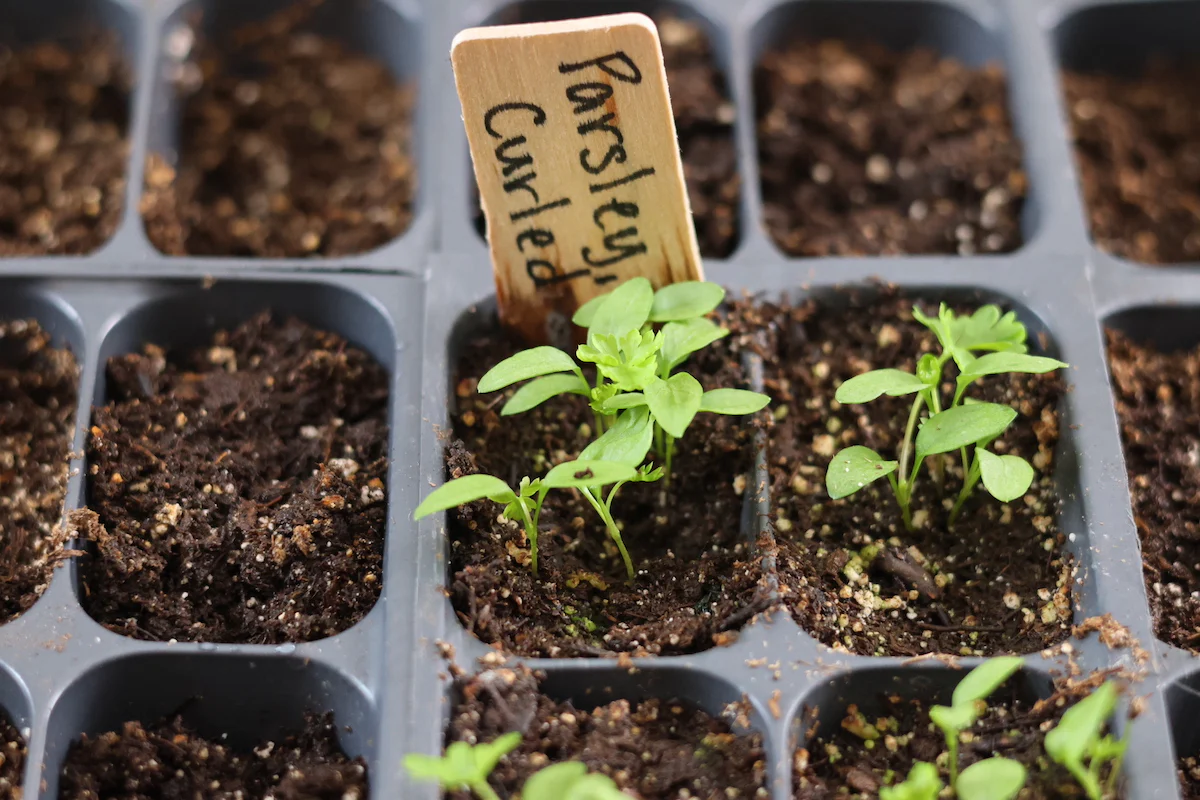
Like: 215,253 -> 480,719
448,277 -> 768,581
1045,681 -> 1127,799
956,757 -> 1026,800
478,278 -> 769,486
929,656 -> 1024,786
403,731 -> 521,800
521,761 -> 631,800
827,303 -> 1066,530
880,761 -> 943,800
413,460 -> 637,576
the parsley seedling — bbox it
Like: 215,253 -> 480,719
1044,681 -> 1127,799
826,304 -> 1066,530
880,762 -> 943,800
413,460 -> 637,576
435,277 -> 769,581
403,731 -> 521,800
929,656 -> 1024,786
521,762 -> 630,800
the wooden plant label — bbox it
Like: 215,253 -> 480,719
452,12 -> 703,344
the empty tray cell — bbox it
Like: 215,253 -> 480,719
470,2 -> 740,258
0,0 -> 135,256
1167,667 -> 1200,796
1105,305 -> 1200,652
0,286 -> 82,625
1056,1 -> 1200,265
438,664 -> 768,799
0,666 -> 30,800
441,299 -> 771,658
752,0 -> 1027,257
141,0 -> 419,258
46,653 -> 373,799
791,664 -> 1124,797
757,287 -> 1074,656
75,281 -> 393,643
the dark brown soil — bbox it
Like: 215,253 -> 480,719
793,675 -> 1123,798
1180,755 -> 1200,798
76,312 -> 388,643
0,319 -> 79,625
1106,328 -> 1200,650
473,13 -> 740,258
0,37 -> 130,256
1064,62 -> 1200,264
140,1 -> 416,257
447,666 -> 767,800
734,289 -> 1071,656
756,40 -> 1026,256
59,712 -> 366,800
0,711 -> 25,800
446,310 -> 772,657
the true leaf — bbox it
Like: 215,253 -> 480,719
478,347 -> 579,393
403,731 -> 522,787
414,475 -> 515,519
502,373 -> 590,415
826,446 -> 898,500
698,388 -> 770,415
953,656 -> 1024,706
916,403 -> 1017,457
1045,682 -> 1120,767
959,352 -> 1067,380
473,732 -> 524,777
589,277 -> 654,338
956,757 -> 1027,800
949,305 -> 1028,368
978,450 -> 1035,503
879,761 -> 942,800
601,392 -> 647,413
580,407 -> 654,467
645,373 -> 704,439
543,459 -> 638,489
660,317 -> 729,372
648,281 -> 725,322
836,369 -> 931,404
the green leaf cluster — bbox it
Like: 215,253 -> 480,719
1044,682 -> 1127,799
416,278 -> 769,582
929,657 -> 1025,787
405,738 -> 630,800
403,732 -> 521,800
826,303 -> 1067,530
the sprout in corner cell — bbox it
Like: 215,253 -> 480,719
415,278 -> 769,582
404,738 -> 631,800
403,732 -> 521,800
1044,681 -> 1128,800
825,303 -> 1067,531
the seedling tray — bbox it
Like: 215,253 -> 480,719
3,0 -> 1200,798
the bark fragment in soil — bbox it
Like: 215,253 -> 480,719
1106,329 -> 1200,650
736,289 -> 1071,656
756,40 -> 1026,256
1064,62 -> 1200,264
471,13 -> 740,258
0,37 -> 131,256
447,667 -> 767,800
140,3 -> 416,257
0,320 -> 79,625
793,678 -> 1123,799
446,313 -> 770,658
78,313 -> 388,643
0,711 -> 25,800
58,712 -> 366,800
